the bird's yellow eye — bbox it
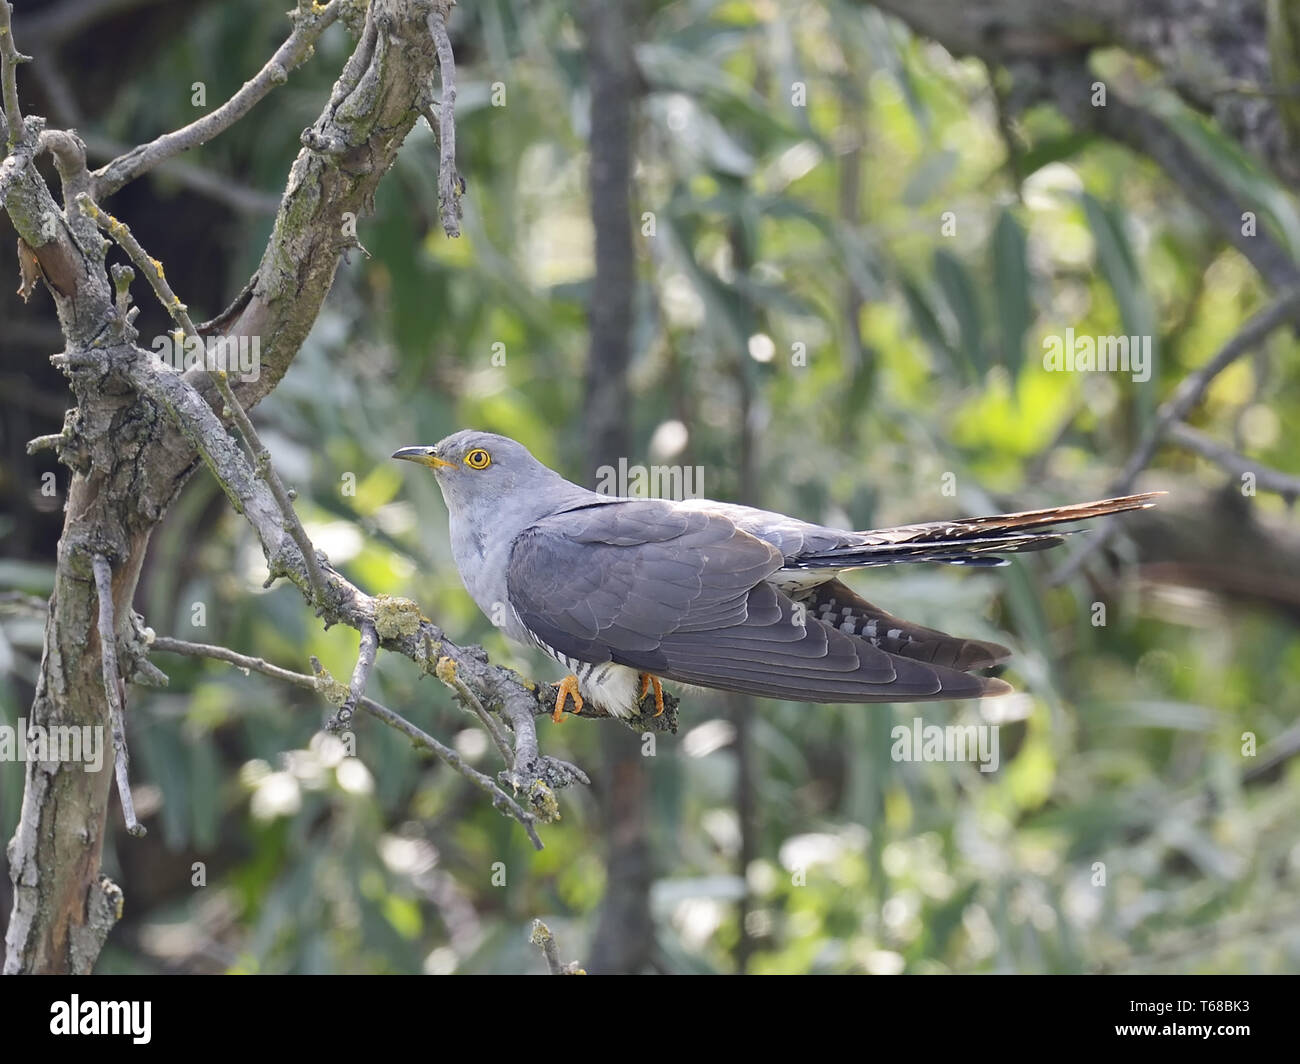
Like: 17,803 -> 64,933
464,448 -> 492,470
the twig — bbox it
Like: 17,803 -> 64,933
91,555 -> 145,837
76,192 -> 199,330
530,919 -> 585,975
26,58 -> 280,215
330,621 -> 378,731
435,655 -> 515,768
26,433 -> 63,454
226,398 -> 332,609
90,0 -> 343,200
1052,289 -> 1300,582
150,635 -> 543,850
77,193 -> 333,608
88,134 -> 281,214
0,1 -> 29,146
359,695 -> 541,849
427,3 -> 462,237
1167,423 -> 1300,497
1112,290 -> 1300,491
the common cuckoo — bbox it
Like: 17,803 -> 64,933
394,431 -> 1158,721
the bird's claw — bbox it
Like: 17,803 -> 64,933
552,674 -> 584,723
638,673 -> 665,717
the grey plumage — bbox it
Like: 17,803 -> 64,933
393,430 -> 1160,718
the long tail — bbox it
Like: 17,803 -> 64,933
786,492 -> 1163,569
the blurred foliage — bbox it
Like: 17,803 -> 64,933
2,0 -> 1299,974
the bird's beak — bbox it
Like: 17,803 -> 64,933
391,446 -> 455,469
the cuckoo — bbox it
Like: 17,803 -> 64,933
393,431 -> 1158,722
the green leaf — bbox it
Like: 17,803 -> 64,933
1080,192 -> 1157,340
991,209 -> 1032,379
933,248 -> 986,376
1150,88 -> 1300,261
900,275 -> 959,376
1018,130 -> 1096,176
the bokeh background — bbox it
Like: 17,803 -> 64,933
2,0 -> 1298,974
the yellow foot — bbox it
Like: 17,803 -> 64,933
552,674 -> 584,723
638,673 -> 665,718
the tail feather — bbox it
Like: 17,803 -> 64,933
869,491 -> 1163,539
797,579 -> 1013,672
788,492 -> 1162,569
771,493 -> 1163,697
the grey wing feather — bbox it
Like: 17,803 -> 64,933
507,501 -> 1002,703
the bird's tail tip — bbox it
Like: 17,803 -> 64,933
979,676 -> 1015,698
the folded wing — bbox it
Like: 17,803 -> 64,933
507,500 -> 1006,703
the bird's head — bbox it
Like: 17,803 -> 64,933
392,430 -> 573,523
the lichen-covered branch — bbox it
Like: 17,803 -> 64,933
530,919 -> 586,975
78,192 -> 335,607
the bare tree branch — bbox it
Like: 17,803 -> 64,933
1053,288 -> 1300,581
149,636 -> 544,850
1113,290 -> 1300,489
1167,423 -> 1300,498
428,2 -> 462,237
85,135 -> 283,214
0,1 -> 28,142
28,58 -> 281,214
332,621 -> 379,731
5,0 -> 659,974
435,655 -> 516,769
90,0 -> 344,200
357,693 -> 542,851
91,555 -> 145,837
